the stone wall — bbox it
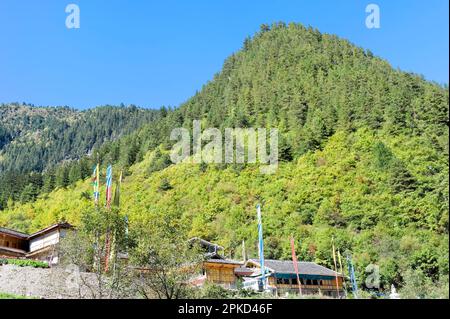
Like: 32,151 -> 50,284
0,264 -> 99,299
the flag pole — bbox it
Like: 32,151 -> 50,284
290,235 -> 303,296
332,237 -> 340,298
257,204 -> 265,291
104,165 -> 113,272
337,249 -> 348,298
346,253 -> 359,299
242,240 -> 247,263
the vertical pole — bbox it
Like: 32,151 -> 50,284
337,250 -> 347,298
290,235 -> 303,296
347,254 -> 358,299
257,204 -> 265,291
104,165 -> 113,272
242,240 -> 247,262
331,237 -> 340,298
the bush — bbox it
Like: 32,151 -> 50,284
0,258 -> 49,268
0,292 -> 32,299
399,269 -> 449,299
158,178 -> 173,191
148,149 -> 172,174
199,283 -> 231,299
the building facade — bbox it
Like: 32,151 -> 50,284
189,238 -> 345,297
242,259 -> 345,297
0,223 -> 72,265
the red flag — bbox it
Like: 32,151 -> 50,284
290,236 -> 303,296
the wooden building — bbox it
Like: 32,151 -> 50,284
242,259 -> 345,297
0,223 -> 72,264
189,237 -> 243,289
0,227 -> 29,258
202,259 -> 243,288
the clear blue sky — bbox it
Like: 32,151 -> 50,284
0,0 -> 448,110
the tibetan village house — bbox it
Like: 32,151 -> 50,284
189,237 -> 243,289
189,238 -> 345,297
0,222 -> 73,265
202,259 -> 243,289
241,259 -> 345,297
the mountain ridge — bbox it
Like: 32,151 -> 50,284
0,23 -> 448,293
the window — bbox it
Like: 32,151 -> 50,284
276,278 -> 283,284
283,278 -> 290,285
6,241 -> 9,247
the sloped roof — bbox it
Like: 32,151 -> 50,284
234,267 -> 256,276
205,259 -> 243,265
0,222 -> 73,240
0,246 -> 27,255
28,222 -> 72,239
0,227 -> 29,239
247,259 -> 343,277
189,237 -> 224,251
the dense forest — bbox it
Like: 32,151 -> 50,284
0,103 -> 162,208
0,23 -> 448,296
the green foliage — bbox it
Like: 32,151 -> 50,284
373,142 -> 394,170
0,104 -> 159,174
158,178 -> 173,191
147,149 -> 172,175
59,207 -> 134,298
0,105 -> 161,209
198,283 -> 231,299
131,220 -> 202,299
0,292 -> 34,299
411,248 -> 440,281
399,270 -> 449,299
0,23 -> 448,297
0,258 -> 49,268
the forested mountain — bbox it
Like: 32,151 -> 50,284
0,103 -> 161,208
0,103 -> 160,173
0,23 -> 448,295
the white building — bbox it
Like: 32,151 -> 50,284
0,222 -> 73,265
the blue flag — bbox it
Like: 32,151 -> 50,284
105,165 -> 113,207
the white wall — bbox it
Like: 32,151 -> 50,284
29,230 -> 60,252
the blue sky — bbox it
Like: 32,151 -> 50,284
0,0 -> 448,110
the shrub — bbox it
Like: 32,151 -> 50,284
148,149 -> 172,174
0,292 -> 32,299
199,283 -> 231,299
0,258 -> 49,268
158,178 -> 173,191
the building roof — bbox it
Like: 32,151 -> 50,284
234,267 -> 256,276
0,222 -> 73,240
189,237 -> 224,251
0,246 -> 27,257
247,259 -> 343,277
28,222 -> 72,239
205,259 -> 243,265
0,227 -> 29,239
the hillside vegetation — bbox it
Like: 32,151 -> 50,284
0,104 -> 161,209
0,23 -> 448,294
